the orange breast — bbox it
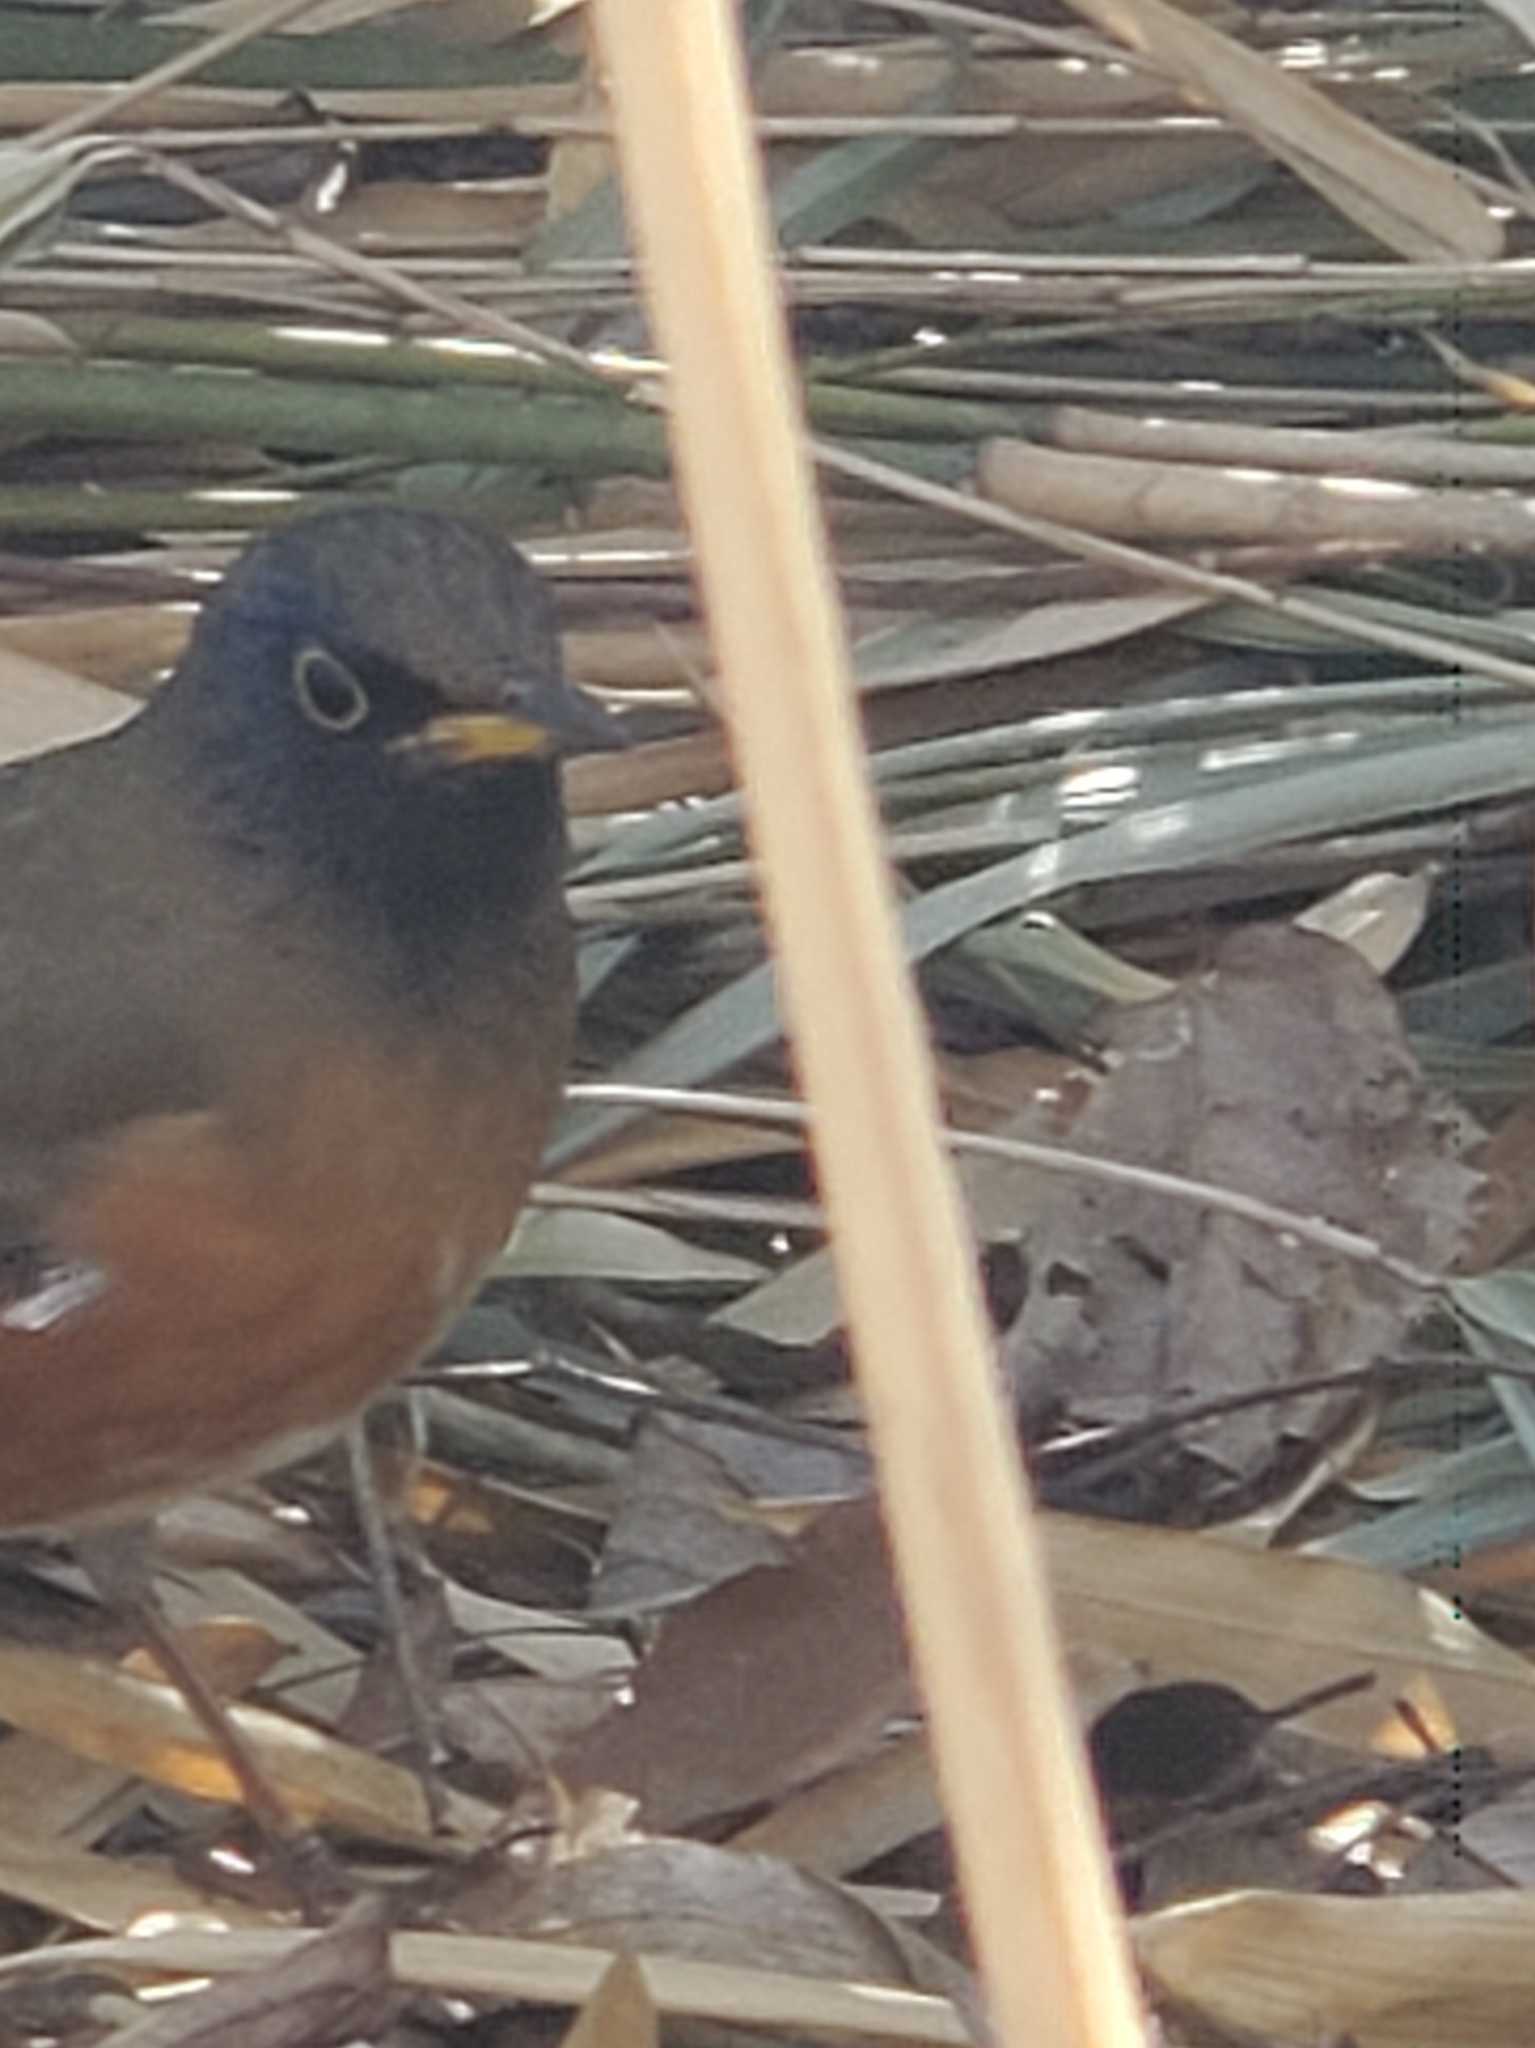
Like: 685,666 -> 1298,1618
0,1043 -> 559,1530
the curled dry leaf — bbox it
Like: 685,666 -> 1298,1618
1005,924 -> 1480,1492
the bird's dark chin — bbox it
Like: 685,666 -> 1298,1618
325,751 -> 566,986
163,716 -> 562,1002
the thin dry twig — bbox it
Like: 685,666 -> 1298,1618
562,1083 -> 1443,1290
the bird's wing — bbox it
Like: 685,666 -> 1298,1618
0,732 -> 229,1277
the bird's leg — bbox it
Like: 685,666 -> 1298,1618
346,1412 -> 450,1829
76,1525 -> 351,1921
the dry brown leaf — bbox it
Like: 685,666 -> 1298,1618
439,1670 -> 620,1772
856,590 -> 1211,688
592,1412 -> 863,1615
575,1495 -> 1535,1856
386,1448 -> 601,1567
510,1838 -> 925,1988
1135,1888 -> 1535,2046
512,1837 -> 983,2025
335,1571 -> 455,1758
558,1498 -> 912,1831
0,652 -> 135,764
728,1729 -> 942,1877
124,1616 -> 290,1701
0,1728 -> 139,1843
0,609 -> 186,691
1047,1512 -> 1535,1750
590,1415 -> 794,1614
441,1578 -> 633,1683
319,178 -> 545,248
0,1642 -> 486,1846
1293,870 -> 1432,979
941,1044 -> 1092,1131
1005,924 -> 1477,1489
149,1565 -> 361,1723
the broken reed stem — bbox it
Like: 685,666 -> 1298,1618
588,5 -> 1145,2046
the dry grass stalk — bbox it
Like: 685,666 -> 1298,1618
588,3 -> 1143,2044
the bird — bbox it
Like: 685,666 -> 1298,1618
0,505 -> 622,1533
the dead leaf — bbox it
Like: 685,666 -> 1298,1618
590,1415 -> 794,1614
1293,870 -> 1431,978
559,1499 -> 911,1830
0,650 -> 135,764
0,1642 -> 487,1846
592,1411 -> 864,1615
439,1670 -> 622,1773
0,606 -> 190,690
124,1615 -> 289,1701
511,1838 -> 921,1986
1006,924 -> 1478,1492
1048,1511 -> 1535,1751
728,1729 -> 941,1877
1135,1887 -> 1535,2046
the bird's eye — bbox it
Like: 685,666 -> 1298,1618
293,646 -> 370,733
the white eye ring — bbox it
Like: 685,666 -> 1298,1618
293,646 -> 370,733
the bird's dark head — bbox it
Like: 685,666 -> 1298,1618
152,506 -> 623,967
170,505 -> 621,772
